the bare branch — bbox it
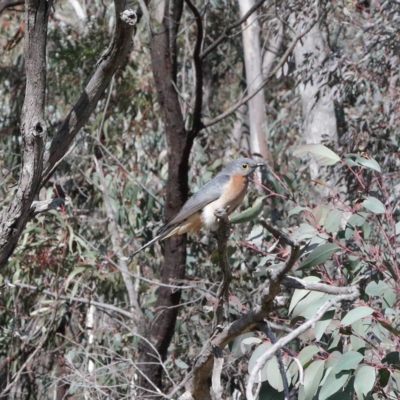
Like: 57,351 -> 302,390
30,198 -> 65,214
200,0 -> 270,60
0,0 -> 23,14
5,279 -> 135,319
211,345 -> 224,400
185,0 -> 204,134
246,289 -> 359,399
94,157 -> 141,322
42,0 -> 137,183
283,275 -> 359,295
204,19 -> 319,129
260,322 -> 290,400
212,207 -> 232,328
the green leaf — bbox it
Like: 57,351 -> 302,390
300,243 -> 341,269
303,360 -> 325,400
266,356 -> 283,392
319,370 -> 349,400
354,365 -> 376,399
314,310 -> 335,341
356,157 -> 381,173
378,321 -> 400,336
291,291 -> 325,318
231,333 -> 255,357
231,196 -> 266,224
378,368 -> 390,387
289,345 -> 320,377
347,212 -> 368,227
293,144 -> 340,166
383,289 -> 397,307
323,209 -> 343,233
362,197 -> 385,214
395,221 -> 400,235
345,154 -> 381,173
365,280 -> 388,296
248,342 -> 272,383
301,295 -> 335,319
289,276 -> 321,313
175,359 -> 189,369
288,205 -> 311,217
334,351 -> 363,373
341,306 -> 374,326
382,351 -> 400,369
64,266 -> 87,290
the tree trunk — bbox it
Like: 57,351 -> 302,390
238,0 -> 269,163
0,0 -> 49,268
291,10 -> 340,201
138,0 -> 195,394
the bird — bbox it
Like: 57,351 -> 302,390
133,158 -> 264,255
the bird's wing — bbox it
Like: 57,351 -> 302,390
133,174 -> 230,255
160,173 -> 231,232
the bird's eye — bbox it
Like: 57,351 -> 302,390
241,163 -> 249,169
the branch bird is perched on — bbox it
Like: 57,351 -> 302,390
133,158 -> 264,255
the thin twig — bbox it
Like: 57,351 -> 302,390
204,18 -> 319,128
200,0 -> 270,60
261,322 -> 290,400
0,308 -> 57,397
185,0 -> 204,134
246,289 -> 359,400
94,157 -> 141,322
4,280 -> 135,319
0,0 -> 23,14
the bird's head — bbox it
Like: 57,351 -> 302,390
225,158 -> 264,177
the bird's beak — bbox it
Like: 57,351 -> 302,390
256,162 -> 265,168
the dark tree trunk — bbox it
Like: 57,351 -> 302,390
0,0 -> 50,267
138,0 -> 197,394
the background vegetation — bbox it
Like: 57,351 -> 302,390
0,0 -> 399,399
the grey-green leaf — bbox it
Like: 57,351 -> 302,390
231,196 -> 266,224
354,365 -> 376,399
293,144 -> 341,166
334,351 -> 363,373
341,306 -> 374,326
362,197 -> 385,214
300,243 -> 341,269
303,360 -> 325,400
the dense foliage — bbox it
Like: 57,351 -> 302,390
0,0 -> 400,399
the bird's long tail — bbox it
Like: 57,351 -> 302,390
133,225 -> 172,256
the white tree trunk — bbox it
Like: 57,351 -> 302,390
291,11 -> 340,200
238,0 -> 268,162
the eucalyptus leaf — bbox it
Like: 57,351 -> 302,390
362,197 -> 385,214
341,306 -> 374,326
293,144 -> 341,166
300,243 -> 341,269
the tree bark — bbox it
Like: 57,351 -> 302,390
138,0 -> 195,394
238,0 -> 269,162
291,8 -> 340,200
0,0 -> 50,268
0,0 -> 136,268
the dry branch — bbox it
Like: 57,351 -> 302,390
246,288 -> 360,399
212,207 -> 232,328
42,0 -> 136,183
